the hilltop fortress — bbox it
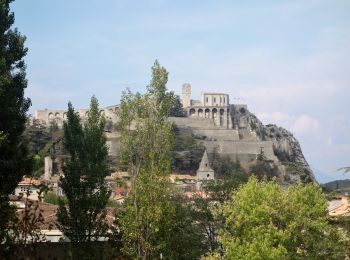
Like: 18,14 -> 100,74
35,83 -> 313,182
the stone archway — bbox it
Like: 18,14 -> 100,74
189,108 -> 196,116
205,108 -> 210,118
212,108 -> 217,119
48,113 -> 54,120
212,108 -> 218,125
198,109 -> 203,117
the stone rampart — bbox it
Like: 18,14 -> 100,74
202,140 -> 277,162
192,129 -> 239,141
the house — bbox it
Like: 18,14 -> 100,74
14,176 -> 42,201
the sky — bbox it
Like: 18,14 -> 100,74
12,0 -> 350,182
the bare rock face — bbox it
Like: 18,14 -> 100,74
233,108 -> 308,166
230,105 -> 315,183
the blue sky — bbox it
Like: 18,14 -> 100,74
12,0 -> 350,182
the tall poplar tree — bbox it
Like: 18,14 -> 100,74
0,0 -> 31,244
119,61 -> 176,259
57,96 -> 110,244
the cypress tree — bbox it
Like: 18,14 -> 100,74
0,0 -> 31,245
57,96 -> 110,244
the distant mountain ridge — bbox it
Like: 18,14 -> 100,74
323,179 -> 350,192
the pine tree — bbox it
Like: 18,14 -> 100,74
0,0 -> 31,245
57,96 -> 110,244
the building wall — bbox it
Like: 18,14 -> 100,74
185,106 -> 232,128
201,93 -> 229,107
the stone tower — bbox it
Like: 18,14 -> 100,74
196,150 -> 215,190
44,156 -> 52,181
182,83 -> 191,108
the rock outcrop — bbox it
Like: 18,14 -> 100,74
170,104 -> 315,184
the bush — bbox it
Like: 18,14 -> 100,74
44,193 -> 67,205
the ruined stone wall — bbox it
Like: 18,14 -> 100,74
35,105 -> 120,127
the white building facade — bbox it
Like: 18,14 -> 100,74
181,83 -> 232,128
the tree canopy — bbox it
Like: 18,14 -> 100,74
208,177 -> 345,259
57,96 -> 110,245
0,0 -> 31,247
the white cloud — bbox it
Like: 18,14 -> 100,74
257,112 -> 334,146
291,115 -> 321,135
257,111 -> 295,128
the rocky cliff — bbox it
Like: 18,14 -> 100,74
169,104 -> 315,184
229,105 -> 315,183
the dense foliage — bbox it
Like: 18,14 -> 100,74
171,124 -> 205,174
169,95 -> 186,117
207,178 -> 345,259
0,0 -> 32,248
119,60 -> 180,259
57,96 -> 110,244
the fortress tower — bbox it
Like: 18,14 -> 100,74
182,83 -> 191,108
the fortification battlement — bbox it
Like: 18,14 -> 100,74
34,83 -> 247,130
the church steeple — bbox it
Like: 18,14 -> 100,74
196,150 -> 215,190
198,150 -> 213,171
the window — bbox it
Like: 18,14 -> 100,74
214,97 -> 216,103
224,97 -> 225,103
206,97 -> 208,103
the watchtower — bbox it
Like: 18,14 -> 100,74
182,83 -> 191,108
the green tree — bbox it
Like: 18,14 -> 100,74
119,60 -> 178,259
0,0 -> 32,247
160,194 -> 207,258
171,124 -> 205,173
57,96 -> 110,245
192,157 -> 249,254
208,177 -> 345,259
169,95 -> 185,117
250,150 -> 278,181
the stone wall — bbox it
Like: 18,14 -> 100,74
35,105 -> 120,127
